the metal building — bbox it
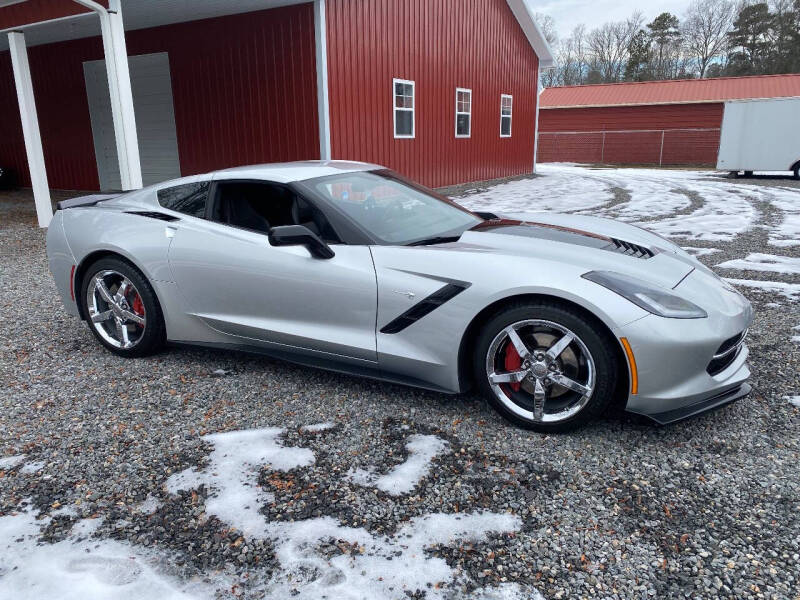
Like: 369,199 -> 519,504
0,0 -> 554,227
538,74 -> 800,168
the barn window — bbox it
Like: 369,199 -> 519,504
500,94 -> 513,137
455,88 -> 472,138
393,79 -> 415,138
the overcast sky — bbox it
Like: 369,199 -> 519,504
534,0 -> 696,39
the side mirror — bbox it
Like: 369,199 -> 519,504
268,225 -> 335,259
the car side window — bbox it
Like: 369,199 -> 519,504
157,182 -> 209,218
211,181 -> 341,243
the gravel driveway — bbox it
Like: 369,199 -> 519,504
1,166 -> 799,599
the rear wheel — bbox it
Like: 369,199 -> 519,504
793,164 -> 799,180
80,257 -> 165,357
473,301 -> 617,433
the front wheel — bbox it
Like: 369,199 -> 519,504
473,301 -> 618,433
80,256 -> 165,357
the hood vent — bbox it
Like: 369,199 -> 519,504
609,238 -> 655,259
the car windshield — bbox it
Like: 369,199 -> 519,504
301,170 -> 482,245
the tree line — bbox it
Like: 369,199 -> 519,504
538,0 -> 800,87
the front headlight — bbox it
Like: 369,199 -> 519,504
582,271 -> 708,319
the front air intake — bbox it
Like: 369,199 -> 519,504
707,329 -> 748,376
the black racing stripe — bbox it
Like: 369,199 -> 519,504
380,283 -> 470,334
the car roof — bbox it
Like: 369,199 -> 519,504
211,160 -> 383,183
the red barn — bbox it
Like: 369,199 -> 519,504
537,74 -> 800,167
0,0 -> 553,227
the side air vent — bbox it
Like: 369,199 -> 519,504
609,238 -> 655,259
125,211 -> 180,222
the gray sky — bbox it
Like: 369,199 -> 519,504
534,0 -> 696,39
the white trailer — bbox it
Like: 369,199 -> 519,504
716,96 -> 800,179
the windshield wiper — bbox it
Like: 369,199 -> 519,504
407,235 -> 463,246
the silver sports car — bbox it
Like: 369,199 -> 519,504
46,161 -> 753,432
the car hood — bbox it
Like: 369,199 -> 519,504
446,215 -> 700,289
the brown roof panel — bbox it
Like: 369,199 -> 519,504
540,74 -> 800,109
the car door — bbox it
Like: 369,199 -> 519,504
166,179 -> 378,363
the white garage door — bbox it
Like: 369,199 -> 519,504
84,52 -> 181,191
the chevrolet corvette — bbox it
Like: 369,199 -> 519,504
46,161 -> 753,432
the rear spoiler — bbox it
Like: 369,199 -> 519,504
56,193 -> 120,210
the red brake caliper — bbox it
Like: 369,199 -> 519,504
504,342 -> 522,392
132,293 -> 145,323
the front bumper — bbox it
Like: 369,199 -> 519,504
619,269 -> 753,424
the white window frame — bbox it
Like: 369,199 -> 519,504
455,87 -> 472,138
500,94 -> 513,138
393,78 -> 415,139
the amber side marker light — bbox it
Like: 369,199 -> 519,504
620,337 -> 638,395
69,265 -> 76,301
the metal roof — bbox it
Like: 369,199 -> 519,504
540,74 -> 800,109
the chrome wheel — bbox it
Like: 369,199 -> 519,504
86,270 -> 147,349
485,319 -> 596,424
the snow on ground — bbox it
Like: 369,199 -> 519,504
716,253 -> 800,275
347,433 -> 450,495
0,454 -> 26,470
792,326 -> 800,344
725,278 -> 800,302
764,189 -> 800,247
299,421 -> 336,433
683,247 -> 720,258
133,494 -> 162,516
456,164 -> 800,244
262,511 -> 524,600
166,428 -> 314,539
0,508 -> 204,600
786,396 -> 800,407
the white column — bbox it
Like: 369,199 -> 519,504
8,31 -> 52,228
532,67 -> 542,174
101,0 -> 142,189
314,0 -> 331,161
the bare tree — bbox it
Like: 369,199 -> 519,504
588,13 -> 644,82
683,0 -> 737,77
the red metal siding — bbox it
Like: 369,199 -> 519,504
539,104 -> 724,132
538,104 -> 723,166
326,0 -> 540,188
0,4 -> 318,190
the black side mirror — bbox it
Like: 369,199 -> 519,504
268,225 -> 335,259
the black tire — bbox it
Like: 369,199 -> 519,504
744,170 -> 754,178
472,301 -> 618,433
79,256 -> 166,357
793,165 -> 799,180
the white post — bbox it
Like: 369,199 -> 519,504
8,31 -> 52,228
314,0 -> 331,161
102,0 -> 142,189
532,67 -> 541,174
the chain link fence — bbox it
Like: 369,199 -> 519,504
537,128 -> 721,167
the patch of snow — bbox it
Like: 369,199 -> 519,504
766,190 -> 800,247
786,396 -> 800,407
683,246 -> 720,258
0,507 -> 203,600
52,504 -> 78,519
724,278 -> 800,302
262,511 -> 524,600
299,422 -> 335,433
166,428 -> 314,539
472,582 -> 547,600
133,495 -> 161,515
792,326 -> 800,344
0,454 -> 26,470
346,434 -> 450,496
716,253 -> 800,275
456,164 -> 616,213
20,460 -> 45,474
